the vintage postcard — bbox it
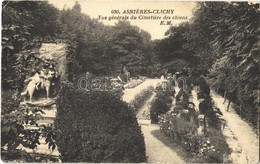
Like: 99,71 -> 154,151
1,0 -> 259,163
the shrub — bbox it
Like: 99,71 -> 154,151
155,84 -> 173,97
204,128 -> 230,163
159,114 -> 197,139
129,86 -> 154,114
150,84 -> 173,124
150,97 -> 170,124
1,90 -> 20,115
156,91 -> 172,104
1,90 -> 57,162
192,76 -> 207,87
158,115 -> 203,156
1,106 -> 48,152
159,113 -> 230,163
55,89 -> 147,162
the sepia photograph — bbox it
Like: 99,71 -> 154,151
1,0 -> 259,163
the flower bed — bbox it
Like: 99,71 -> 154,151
129,86 -> 154,114
158,107 -> 230,163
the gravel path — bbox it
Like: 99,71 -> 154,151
191,89 -> 259,164
138,116 -> 186,163
140,123 -> 186,164
211,90 -> 259,164
124,79 -> 186,164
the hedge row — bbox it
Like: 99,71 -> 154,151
129,86 -> 154,114
55,87 -> 147,162
150,84 -> 173,123
193,76 -> 222,129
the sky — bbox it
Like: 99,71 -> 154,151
48,0 -> 197,40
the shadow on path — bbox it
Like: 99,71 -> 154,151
150,129 -> 205,163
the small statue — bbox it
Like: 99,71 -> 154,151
21,63 -> 58,102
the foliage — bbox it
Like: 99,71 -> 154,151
129,86 -> 154,114
150,98 -> 171,124
65,41 -> 82,83
111,21 -> 152,76
180,2 -> 259,129
202,2 -> 259,129
1,90 -> 57,162
162,59 -> 192,73
159,113 -> 229,163
150,85 -> 173,124
1,95 -> 44,150
2,1 -> 61,38
59,3 -> 103,74
159,115 -> 198,152
204,128 -> 230,163
194,77 -> 210,99
156,91 -> 173,104
192,76 -> 221,129
40,124 -> 57,151
166,2 -> 259,130
154,23 -> 197,65
2,1 -> 61,90
1,90 -> 20,115
1,149 -> 59,162
55,88 -> 147,162
1,90 -> 42,150
150,84 -> 173,123
60,2 -> 155,76
191,75 -> 207,88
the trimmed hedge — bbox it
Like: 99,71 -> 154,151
150,84 -> 173,123
150,97 -> 170,124
129,86 -> 154,114
156,91 -> 172,104
55,88 -> 146,162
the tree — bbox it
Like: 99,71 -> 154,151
109,21 -> 150,75
60,10 -> 154,75
189,2 -> 259,129
2,1 -> 61,90
154,22 -> 196,65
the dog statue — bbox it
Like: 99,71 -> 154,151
21,70 -> 57,102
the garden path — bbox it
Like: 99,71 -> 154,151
211,91 -> 259,164
190,89 -> 259,164
122,79 -> 160,102
123,79 -> 186,163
